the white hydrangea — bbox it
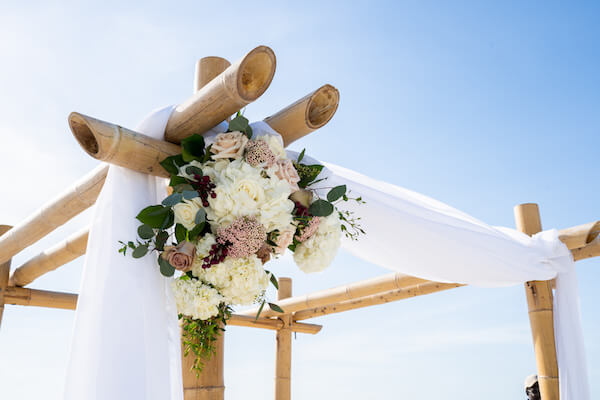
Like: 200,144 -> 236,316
194,255 -> 269,305
293,212 -> 342,273
171,278 -> 224,320
205,159 -> 293,232
195,233 -> 216,259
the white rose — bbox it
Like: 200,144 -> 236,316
293,213 -> 341,273
260,135 -> 286,159
173,199 -> 201,231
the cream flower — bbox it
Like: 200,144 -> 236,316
171,278 -> 224,320
194,255 -> 269,305
274,227 -> 295,254
195,233 -> 216,260
269,159 -> 300,191
260,135 -> 286,159
177,160 -> 204,181
173,199 -> 201,231
210,131 -> 248,159
293,213 -> 341,273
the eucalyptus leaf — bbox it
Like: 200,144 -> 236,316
175,224 -> 188,243
155,230 -> 168,251
195,208 -> 206,225
162,192 -> 183,207
309,199 -> 334,217
327,185 -> 347,202
132,244 -> 149,258
158,256 -> 175,277
188,222 -> 205,241
137,224 -> 155,239
182,190 -> 199,200
185,166 -> 202,176
173,183 -> 194,193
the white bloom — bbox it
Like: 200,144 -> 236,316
260,135 -> 286,159
171,278 -> 224,320
177,160 -> 204,181
173,199 -> 201,231
293,213 -> 341,273
205,159 -> 293,231
194,255 -> 269,305
195,233 -> 216,259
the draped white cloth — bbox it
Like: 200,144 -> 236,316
65,111 -> 589,400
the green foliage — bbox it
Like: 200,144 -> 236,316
175,224 -> 188,243
188,222 -> 205,241
155,231 -> 169,251
181,134 -> 206,162
137,205 -> 171,228
185,165 -> 202,176
268,302 -> 284,313
297,148 -> 305,163
162,192 -> 183,207
195,208 -> 206,225
160,154 -> 185,175
309,199 -> 334,217
132,244 -> 149,258
327,185 -> 347,202
182,190 -> 199,200
137,224 -> 155,240
295,163 -> 324,188
228,112 -> 253,139
158,256 -> 175,277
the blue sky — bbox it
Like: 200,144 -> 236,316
0,1 -> 598,399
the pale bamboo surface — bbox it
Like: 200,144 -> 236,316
0,225 -> 12,327
0,164 -> 107,265
10,228 -> 88,287
293,281 -> 463,321
558,220 -> 600,250
275,278 -> 292,400
240,272 -> 428,318
571,236 -> 600,261
69,112 -> 181,177
195,57 -> 231,93
264,84 -> 340,146
515,203 -> 559,400
165,45 -> 276,144
4,286 -> 78,310
182,325 -> 225,400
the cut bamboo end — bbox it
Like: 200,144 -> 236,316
166,45 -> 276,143
69,112 -> 181,177
559,220 -> 600,250
11,228 -> 89,287
264,84 -> 340,146
0,165 -> 107,265
572,235 -> 600,261
195,57 -> 231,93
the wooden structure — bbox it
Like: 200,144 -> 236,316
1,45 -> 598,400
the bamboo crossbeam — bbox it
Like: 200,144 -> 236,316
0,165 -> 107,265
293,281 -> 463,321
515,203 -> 559,400
195,57 -> 231,93
166,45 -> 276,144
558,220 -> 600,250
10,228 -> 89,287
240,272 -> 428,319
0,225 -> 12,328
571,235 -> 600,261
275,278 -> 293,400
264,84 -> 340,146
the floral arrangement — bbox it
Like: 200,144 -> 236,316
119,113 -> 364,372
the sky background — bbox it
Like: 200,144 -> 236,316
0,1 -> 599,399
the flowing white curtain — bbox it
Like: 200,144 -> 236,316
65,113 -> 589,400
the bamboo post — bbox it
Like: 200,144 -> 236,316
10,228 -> 88,287
195,57 -> 231,93
0,165 -> 107,265
165,46 -> 276,143
514,203 -> 559,400
293,281 -> 463,321
0,225 -> 12,328
4,286 -> 78,310
240,272 -> 428,319
264,84 -> 340,146
182,330 -> 225,400
275,277 -> 292,400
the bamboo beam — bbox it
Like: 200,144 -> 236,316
293,281 -> 463,321
10,228 -> 88,287
0,164 -> 107,265
4,286 -> 78,310
240,272 -> 428,319
229,314 -> 321,335
0,225 -> 12,328
195,57 -> 231,93
166,45 -> 276,144
571,236 -> 600,261
558,221 -> 600,250
515,203 -> 559,400
264,84 -> 340,146
69,112 -> 180,177
275,277 -> 292,400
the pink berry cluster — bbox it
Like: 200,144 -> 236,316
244,139 -> 276,167
217,216 -> 267,258
192,174 -> 217,207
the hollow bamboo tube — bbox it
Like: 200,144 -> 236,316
264,84 -> 340,146
166,46 -> 276,144
240,272 -> 427,319
10,228 -> 89,287
293,281 -> 463,321
275,277 -> 292,400
514,203 -> 559,400
558,221 -> 600,250
69,112 -> 181,178
195,57 -> 231,93
4,286 -> 78,310
0,164 -> 107,265
571,236 -> 600,261
0,225 -> 12,328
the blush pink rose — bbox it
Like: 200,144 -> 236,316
274,228 -> 295,254
210,131 -> 248,159
162,241 -> 196,272
272,159 -> 301,191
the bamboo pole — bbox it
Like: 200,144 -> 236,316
558,221 -> 600,250
515,203 -> 559,400
293,281 -> 463,321
571,236 -> 600,261
182,327 -> 225,400
166,45 -> 276,144
10,228 -> 89,287
4,286 -> 78,310
0,225 -> 12,328
275,278 -> 292,400
0,164 -> 107,265
264,84 -> 340,146
195,57 -> 231,93
69,112 -> 180,177
240,272 -> 428,319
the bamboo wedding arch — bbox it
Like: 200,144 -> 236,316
0,45 -> 598,400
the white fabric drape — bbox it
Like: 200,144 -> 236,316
65,112 -> 589,400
